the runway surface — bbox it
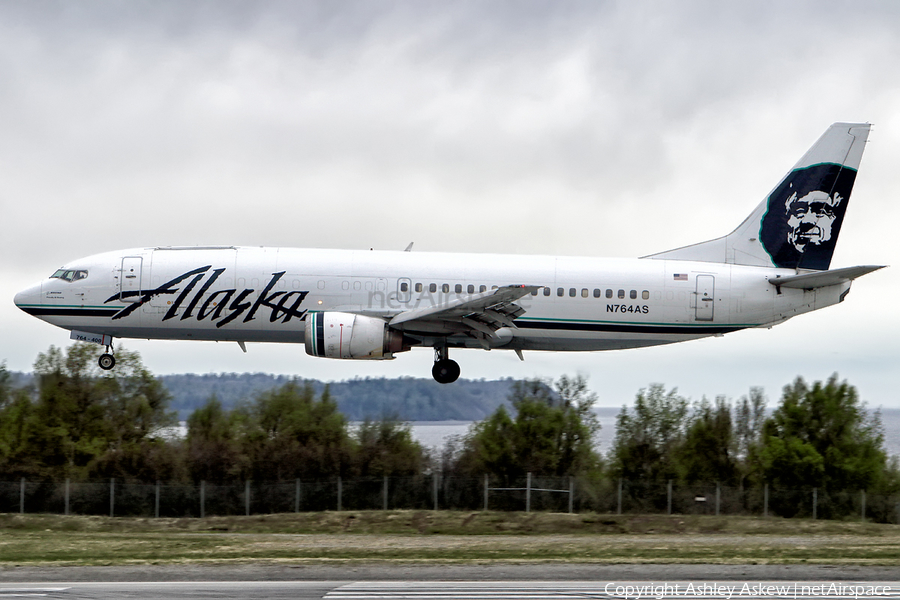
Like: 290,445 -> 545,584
2,580 -> 900,600
2,565 -> 900,600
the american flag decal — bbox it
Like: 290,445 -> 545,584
674,273 -> 688,281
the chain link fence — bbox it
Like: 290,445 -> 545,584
1,477 -> 897,522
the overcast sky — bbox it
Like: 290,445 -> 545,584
2,1 -> 898,409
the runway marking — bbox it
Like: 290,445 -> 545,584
327,582 -> 607,599
0,589 -> 70,598
326,582 -> 900,600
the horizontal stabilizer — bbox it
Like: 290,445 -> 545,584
768,265 -> 886,290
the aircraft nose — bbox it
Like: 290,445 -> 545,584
14,283 -> 42,313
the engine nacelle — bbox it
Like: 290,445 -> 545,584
305,312 -> 409,360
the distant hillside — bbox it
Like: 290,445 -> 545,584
159,374 -> 513,421
7,371 -> 515,421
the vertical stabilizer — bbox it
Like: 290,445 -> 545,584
646,123 -> 870,270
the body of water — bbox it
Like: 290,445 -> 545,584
409,408 -> 900,457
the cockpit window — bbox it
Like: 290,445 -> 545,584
50,269 -> 88,282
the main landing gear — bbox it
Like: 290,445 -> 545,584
98,343 -> 116,371
432,346 -> 460,384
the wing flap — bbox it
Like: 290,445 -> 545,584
388,285 -> 541,337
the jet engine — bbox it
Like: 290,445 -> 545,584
305,312 -> 409,359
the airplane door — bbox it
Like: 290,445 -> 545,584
695,275 -> 715,321
119,257 -> 143,302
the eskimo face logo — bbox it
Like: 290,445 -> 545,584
785,189 -> 842,252
759,163 -> 856,271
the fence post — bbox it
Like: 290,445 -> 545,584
155,480 -> 160,519
245,480 -> 250,516
200,480 -> 205,518
667,480 -> 672,515
715,482 -> 720,516
433,473 -> 439,511
383,476 -> 388,511
65,478 -> 70,516
484,474 -> 489,511
526,472 -> 532,513
19,478 -> 24,514
337,476 -> 342,511
813,487 -> 817,520
862,490 -> 866,522
617,479 -> 622,515
568,477 -> 574,514
110,478 -> 115,518
764,483 -> 768,518
295,479 -> 301,513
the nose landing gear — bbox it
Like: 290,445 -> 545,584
432,346 -> 460,384
98,343 -> 116,371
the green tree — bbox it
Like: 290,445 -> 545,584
245,381 -> 351,480
733,387 -> 767,486
676,396 -> 737,484
458,375 -> 602,482
354,416 -> 424,476
186,395 -> 249,482
609,384 -> 688,481
760,375 -> 886,492
18,343 -> 177,480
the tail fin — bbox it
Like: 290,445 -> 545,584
646,122 -> 871,271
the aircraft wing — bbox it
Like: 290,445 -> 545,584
768,265 -> 886,290
388,285 -> 541,343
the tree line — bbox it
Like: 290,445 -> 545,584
1,343 -> 897,510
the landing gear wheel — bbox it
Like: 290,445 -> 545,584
98,353 -> 116,371
432,359 -> 460,384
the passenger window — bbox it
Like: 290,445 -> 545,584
442,283 -> 449,293
618,289 -> 625,299
429,283 -> 437,293
479,285 -> 486,293
467,284 -> 475,294
317,280 -> 325,290
400,282 -> 409,292
642,290 -> 650,300
531,289 -> 538,296
342,281 -> 350,291
557,287 -> 564,297
630,290 -> 637,299
365,281 -> 373,291
606,289 -> 613,298
581,288 -> 588,298
492,285 -> 498,290
569,288 -> 576,297
455,284 -> 462,293
353,281 -> 361,291
415,283 -> 423,293
593,289 -> 601,298
543,287 -> 551,296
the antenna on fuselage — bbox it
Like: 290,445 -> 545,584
404,242 -> 414,252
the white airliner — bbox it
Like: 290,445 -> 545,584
14,123 -> 885,383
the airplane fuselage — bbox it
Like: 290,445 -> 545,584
15,245 -> 843,353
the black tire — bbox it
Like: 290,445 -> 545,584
431,359 -> 460,384
98,353 -> 116,371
